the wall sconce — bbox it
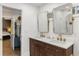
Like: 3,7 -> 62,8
69,17 -> 74,25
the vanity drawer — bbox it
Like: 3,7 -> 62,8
46,44 -> 65,56
55,48 -> 65,56
46,45 -> 56,56
31,39 -> 46,47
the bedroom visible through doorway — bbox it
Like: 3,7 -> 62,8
2,6 -> 22,56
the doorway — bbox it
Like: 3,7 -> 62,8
2,6 -> 22,56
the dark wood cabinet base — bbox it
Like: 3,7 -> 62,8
30,38 -> 73,56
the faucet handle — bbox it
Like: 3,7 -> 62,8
63,38 -> 66,42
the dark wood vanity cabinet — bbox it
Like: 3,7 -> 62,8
30,38 -> 73,56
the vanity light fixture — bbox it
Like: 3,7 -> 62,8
65,6 -> 69,9
65,6 -> 71,11
72,17 -> 74,21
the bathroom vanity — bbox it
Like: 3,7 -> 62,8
31,4 -> 74,56
30,37 -> 74,56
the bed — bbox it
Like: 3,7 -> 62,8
3,31 -> 10,36
3,31 -> 11,39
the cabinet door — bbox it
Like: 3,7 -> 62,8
46,45 -> 56,56
55,47 -> 65,56
39,45 -> 46,56
30,39 -> 40,56
30,39 -> 35,56
34,40 -> 47,56
30,39 -> 47,56
34,44 -> 40,56
30,39 -> 43,56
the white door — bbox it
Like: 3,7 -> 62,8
10,18 -> 15,50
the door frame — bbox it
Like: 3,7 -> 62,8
2,5 -> 22,55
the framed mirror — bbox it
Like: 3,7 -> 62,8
53,3 -> 73,35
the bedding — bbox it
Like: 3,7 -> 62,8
3,31 -> 10,36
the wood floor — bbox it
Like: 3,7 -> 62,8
0,40 -> 2,56
3,38 -> 20,56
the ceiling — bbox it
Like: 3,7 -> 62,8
27,3 -> 48,7
3,6 -> 21,15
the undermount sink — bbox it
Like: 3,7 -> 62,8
34,36 -> 67,44
39,37 -> 66,44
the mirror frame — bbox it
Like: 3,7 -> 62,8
53,3 -> 73,35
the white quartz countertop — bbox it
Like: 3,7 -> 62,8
30,36 -> 74,49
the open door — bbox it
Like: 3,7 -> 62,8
10,18 -> 15,50
3,6 -> 21,56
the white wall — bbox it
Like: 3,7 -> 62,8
21,4 -> 39,56
73,17 -> 79,56
1,3 -> 39,56
0,5 -> 2,39
39,3 -> 65,12
0,5 -> 2,56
